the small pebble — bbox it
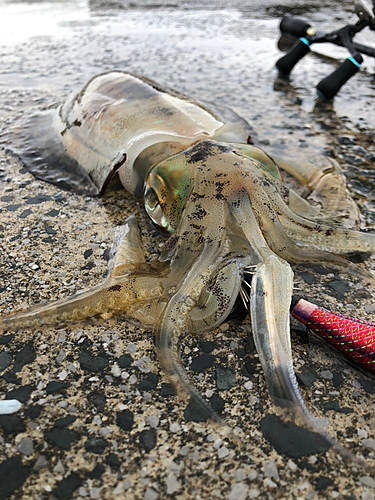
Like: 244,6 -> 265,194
144,488 -> 159,500
217,447 -> 229,459
111,364 -> 121,377
298,481 -> 310,490
170,423 -> 181,433
362,492 -> 375,500
358,428 -> 368,439
166,472 -> 180,494
320,370 -> 333,380
17,437 -> 34,456
360,477 -> 375,488
264,478 -> 277,488
248,470 -> 258,481
264,460 -> 279,480
139,429 -> 157,452
90,487 -> 101,499
288,459 -> 297,471
234,469 -> 247,482
78,487 -> 88,497
228,483 -> 248,500
145,415 -> 160,428
244,381 -> 253,390
56,349 -> 66,363
58,370 -> 68,381
362,439 -> 375,451
33,455 -> 48,471
248,489 -> 260,499
127,343 -> 137,354
53,460 -> 65,474
113,482 -> 127,495
213,438 -> 223,449
99,427 -> 111,437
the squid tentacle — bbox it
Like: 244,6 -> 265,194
0,217 -> 169,332
264,187 -> 375,254
155,242 -> 239,421
245,181 -> 375,284
250,256 -> 368,470
250,255 -> 307,411
273,155 -> 359,223
259,153 -> 360,228
187,259 -> 242,333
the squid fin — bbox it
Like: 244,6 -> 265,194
0,110 -> 98,195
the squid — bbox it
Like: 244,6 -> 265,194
1,72 -> 375,461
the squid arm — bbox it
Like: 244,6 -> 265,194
155,240 -> 243,421
0,216 -> 171,333
250,256 -> 369,469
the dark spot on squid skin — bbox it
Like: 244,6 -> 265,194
73,119 -> 82,127
189,205 -> 208,221
155,106 -> 175,117
109,284 -> 122,292
230,199 -> 241,209
162,233 -> 179,254
191,192 -> 205,202
280,185 -> 289,199
186,140 -> 231,164
213,180 -> 230,201
326,229 -> 333,236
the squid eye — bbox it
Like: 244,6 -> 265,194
144,186 -> 169,231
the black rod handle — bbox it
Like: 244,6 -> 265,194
279,16 -> 311,37
316,55 -> 363,99
276,38 -> 310,75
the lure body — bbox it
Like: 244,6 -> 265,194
292,298 -> 375,373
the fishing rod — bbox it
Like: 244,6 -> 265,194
276,0 -> 375,99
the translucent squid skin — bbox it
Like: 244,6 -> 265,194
1,73 -> 375,460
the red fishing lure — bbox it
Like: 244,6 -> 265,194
291,298 -> 375,374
